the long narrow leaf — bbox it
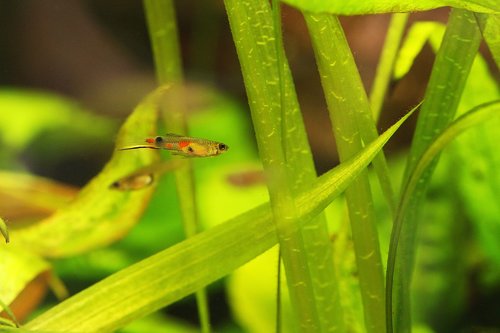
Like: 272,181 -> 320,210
143,1 -> 211,330
370,13 -> 409,121
281,0 -> 498,15
387,9 -> 485,333
304,13 -> 389,333
224,0 -> 344,330
24,107 -> 413,333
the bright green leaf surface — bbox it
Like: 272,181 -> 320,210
0,246 -> 49,306
394,22 -> 445,80
0,89 -> 115,152
481,14 -> 500,68
281,0 -> 499,15
370,13 -> 409,120
2,87 -> 163,257
24,107 -> 412,333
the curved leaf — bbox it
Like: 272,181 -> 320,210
281,0 -> 499,15
387,100 -> 500,333
0,246 -> 50,307
3,87 -> 165,257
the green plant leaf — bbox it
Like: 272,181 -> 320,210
370,13 -> 409,120
281,0 -> 499,15
450,53 -> 500,275
480,14 -> 500,68
0,246 -> 49,306
23,105 -> 413,333
144,1 -> 211,330
224,0 -> 344,330
3,87 -> 163,257
393,22 -> 445,80
387,9 -> 485,333
387,100 -> 499,333
0,89 -> 116,153
304,12 -> 399,332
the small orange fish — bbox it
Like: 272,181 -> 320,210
120,133 -> 229,158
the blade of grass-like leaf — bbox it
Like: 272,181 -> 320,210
388,9 -> 485,333
393,22 -> 445,80
24,107 -> 413,333
225,0 -> 344,330
478,14 -> 500,68
280,0 -> 499,15
0,296 -> 19,328
143,1 -> 211,331
0,217 -> 8,243
388,99 -> 500,330
304,13 -> 393,333
370,13 -> 409,121
304,13 -> 397,217
4,87 -> 161,257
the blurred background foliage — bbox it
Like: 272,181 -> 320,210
0,1 -> 498,332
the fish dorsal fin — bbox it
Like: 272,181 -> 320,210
165,133 -> 183,137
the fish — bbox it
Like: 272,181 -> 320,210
110,160 -> 183,191
119,133 -> 229,158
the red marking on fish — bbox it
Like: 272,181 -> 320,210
178,141 -> 190,148
145,138 -> 155,144
165,143 -> 173,149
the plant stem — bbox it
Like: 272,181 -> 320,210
304,13 -> 387,333
369,13 -> 409,122
143,1 -> 211,332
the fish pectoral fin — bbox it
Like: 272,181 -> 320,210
169,151 -> 190,158
119,145 -> 159,151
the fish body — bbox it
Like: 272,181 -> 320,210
120,133 -> 228,158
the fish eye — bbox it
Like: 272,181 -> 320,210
187,146 -> 194,153
155,136 -> 163,143
218,143 -> 227,151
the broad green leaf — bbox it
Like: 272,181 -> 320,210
0,246 -> 49,306
3,87 -> 163,257
394,22 -> 445,80
24,106 -> 413,333
281,0 -> 499,15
